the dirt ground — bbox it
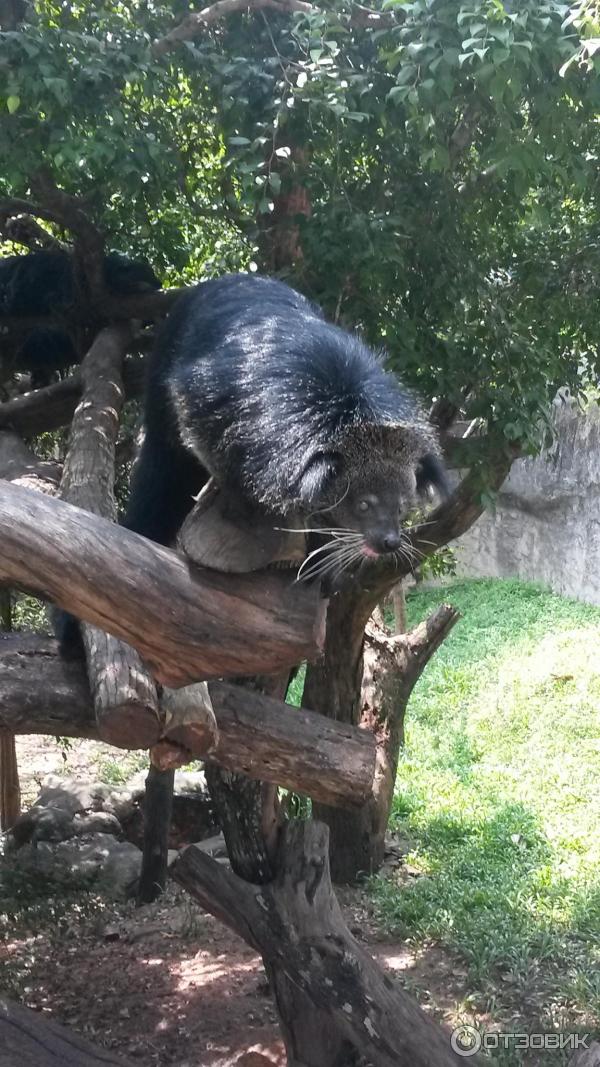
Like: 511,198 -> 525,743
2,736 -> 470,1067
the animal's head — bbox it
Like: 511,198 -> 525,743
104,254 -> 161,295
295,423 -> 448,561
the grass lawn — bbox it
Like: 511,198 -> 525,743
371,578 -> 600,1053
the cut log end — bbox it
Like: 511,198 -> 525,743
96,702 -> 162,750
150,739 -> 192,771
161,681 -> 219,756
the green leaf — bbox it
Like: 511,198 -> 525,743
6,95 -> 20,114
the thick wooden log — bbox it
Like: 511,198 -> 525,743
171,821 -> 477,1067
0,997 -> 136,1066
0,481 -> 324,685
58,325 -> 161,749
0,635 -> 375,808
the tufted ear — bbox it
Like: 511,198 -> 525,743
296,451 -> 343,505
416,452 -> 450,500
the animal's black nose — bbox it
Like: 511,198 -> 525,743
381,532 -> 402,553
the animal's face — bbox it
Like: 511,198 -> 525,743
294,443 -> 448,583
326,463 -> 418,557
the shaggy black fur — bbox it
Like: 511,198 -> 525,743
125,273 -> 446,554
0,250 -> 160,316
1,250 -> 160,387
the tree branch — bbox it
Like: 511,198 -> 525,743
152,0 -> 315,57
0,357 -> 146,437
151,0 -> 397,57
0,634 -> 376,807
0,214 -> 66,252
0,480 -> 324,686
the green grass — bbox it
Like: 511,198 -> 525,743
371,579 -> 600,1042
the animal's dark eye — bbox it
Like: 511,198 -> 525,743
358,500 -> 370,513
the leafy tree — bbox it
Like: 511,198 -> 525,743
1,0 -> 600,881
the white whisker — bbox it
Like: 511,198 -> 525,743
296,542 -> 365,583
297,549 -> 359,583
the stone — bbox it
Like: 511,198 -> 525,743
36,774 -> 113,816
54,834 -> 142,899
72,811 -> 122,836
6,804 -> 74,849
454,401 -> 600,605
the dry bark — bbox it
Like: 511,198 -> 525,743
304,451 -> 514,881
0,997 -> 136,1066
0,480 -> 324,687
171,821 -> 479,1067
58,324 -> 161,748
0,634 -> 375,809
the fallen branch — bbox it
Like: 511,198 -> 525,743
0,997 -> 137,1067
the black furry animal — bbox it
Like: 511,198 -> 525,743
1,250 -> 160,388
125,273 -> 447,573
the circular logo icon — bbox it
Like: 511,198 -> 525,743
451,1024 -> 482,1057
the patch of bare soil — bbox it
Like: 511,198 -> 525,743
3,736 -> 470,1065
1,882 -> 471,1066
15,734 -> 137,807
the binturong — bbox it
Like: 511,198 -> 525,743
124,273 -> 448,577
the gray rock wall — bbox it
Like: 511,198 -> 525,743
454,402 -> 600,604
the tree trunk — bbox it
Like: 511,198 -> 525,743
0,586 -> 19,830
171,821 -> 480,1066
204,671 -> 289,884
304,453 -> 513,882
137,763 -> 175,904
318,607 -> 459,881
